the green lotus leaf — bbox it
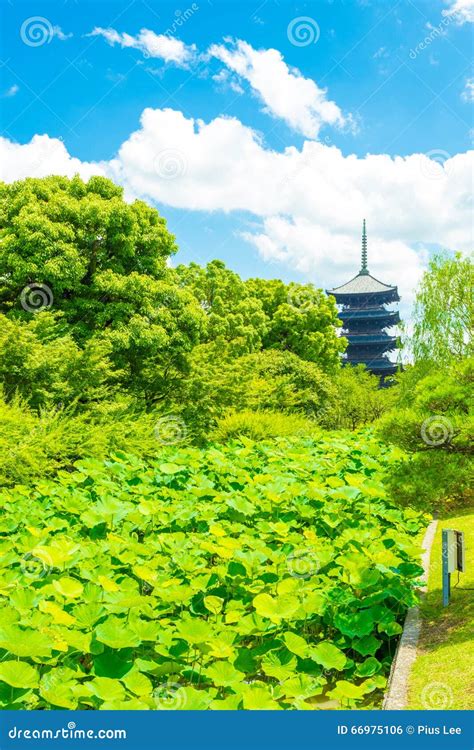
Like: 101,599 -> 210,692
175,618 -> 214,644
241,684 -> 282,710
159,463 -> 183,475
252,593 -> 298,623
0,626 -> 53,658
87,676 -> 126,702
205,660 -> 242,687
40,683 -> 77,709
203,595 -> 224,615
210,694 -> 242,710
329,679 -> 369,701
356,657 -> 382,677
282,631 -> 309,659
0,661 -> 39,689
310,641 -> 347,671
95,617 -> 142,649
379,620 -> 403,636
334,610 -> 375,638
52,577 -> 84,599
121,671 -> 153,697
352,634 -> 382,656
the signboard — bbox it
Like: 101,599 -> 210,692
442,529 -> 465,607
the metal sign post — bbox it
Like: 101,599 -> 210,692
442,528 -> 465,606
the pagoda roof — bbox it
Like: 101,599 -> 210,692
328,272 -> 397,296
326,220 -> 399,299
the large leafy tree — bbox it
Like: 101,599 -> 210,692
176,260 -> 267,355
0,176 -> 204,403
411,252 -> 473,363
245,277 -> 346,371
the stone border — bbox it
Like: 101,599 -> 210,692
382,519 -> 438,710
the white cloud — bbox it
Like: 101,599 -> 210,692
0,109 -> 472,323
87,27 -> 196,67
53,26 -> 73,41
462,77 -> 474,101
0,134 -> 106,183
442,0 -> 474,23
2,84 -> 19,98
212,69 -> 244,94
208,39 -> 350,139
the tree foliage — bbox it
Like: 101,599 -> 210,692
411,252 -> 473,364
176,260 -> 266,355
245,277 -> 346,370
0,176 -> 204,403
0,177 -> 344,414
321,365 -> 393,431
379,358 -> 473,509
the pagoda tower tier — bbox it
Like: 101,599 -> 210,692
326,220 -> 401,383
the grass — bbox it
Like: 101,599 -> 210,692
407,506 -> 474,710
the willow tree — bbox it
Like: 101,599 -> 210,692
412,252 -> 473,364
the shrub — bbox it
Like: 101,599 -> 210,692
0,395 -> 187,486
378,358 -> 473,510
210,410 -> 319,442
321,365 -> 394,431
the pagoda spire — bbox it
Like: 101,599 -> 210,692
360,219 -> 369,275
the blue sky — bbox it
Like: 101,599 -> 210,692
0,0 -> 472,312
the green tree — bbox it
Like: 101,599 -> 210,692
0,175 -> 204,404
173,346 -> 336,440
411,252 -> 473,364
378,358 -> 473,509
322,365 -> 392,431
245,277 -> 346,371
176,260 -> 267,355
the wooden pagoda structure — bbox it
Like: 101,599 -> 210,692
326,220 -> 400,383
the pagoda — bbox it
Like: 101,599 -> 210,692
326,220 -> 400,383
